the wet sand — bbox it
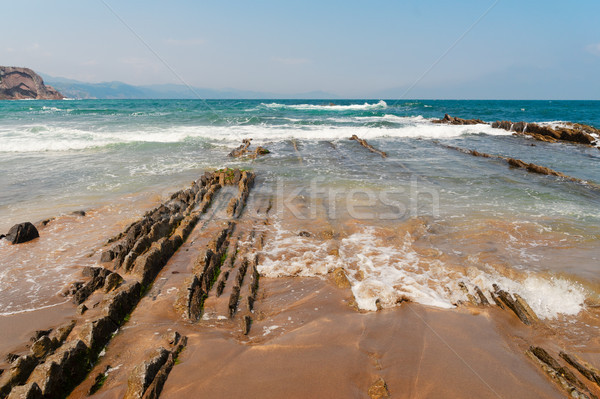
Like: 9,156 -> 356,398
2,170 -> 600,399
0,302 -> 75,363
70,274 -> 570,399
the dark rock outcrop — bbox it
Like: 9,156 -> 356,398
0,355 -> 38,397
228,139 -> 252,157
71,267 -> 113,304
432,113 -> 485,125
6,382 -> 42,399
228,139 -> 270,158
78,316 -> 118,354
28,339 -> 89,398
433,114 -> 599,146
124,348 -> 170,399
527,346 -> 596,399
124,334 -> 187,399
559,352 -> 600,388
5,223 -> 39,244
491,120 -> 598,145
0,67 -> 64,100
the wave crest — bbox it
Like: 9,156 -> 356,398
262,100 -> 387,111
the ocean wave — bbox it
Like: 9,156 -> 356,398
0,121 -> 510,152
261,100 -> 388,111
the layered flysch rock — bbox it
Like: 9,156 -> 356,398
0,67 -> 64,100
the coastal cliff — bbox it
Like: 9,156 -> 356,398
0,66 -> 64,100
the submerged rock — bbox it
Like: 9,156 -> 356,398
228,139 -> 270,158
5,222 -> 39,244
332,268 -> 351,289
228,139 -> 253,157
349,135 -> 387,158
253,146 -> 270,157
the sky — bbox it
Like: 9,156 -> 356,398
2,0 -> 600,99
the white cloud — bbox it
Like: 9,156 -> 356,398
163,38 -> 206,47
585,43 -> 600,56
272,57 -> 310,65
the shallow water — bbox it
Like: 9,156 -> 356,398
0,99 -> 599,326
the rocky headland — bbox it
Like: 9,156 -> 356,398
0,67 -> 64,100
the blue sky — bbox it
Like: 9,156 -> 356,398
2,0 -> 599,99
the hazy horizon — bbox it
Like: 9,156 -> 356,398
3,1 -> 600,99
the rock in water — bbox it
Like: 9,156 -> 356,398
5,223 -> 39,244
432,113 -> 485,125
0,67 -> 64,100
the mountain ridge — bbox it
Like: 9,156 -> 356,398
41,74 -> 338,100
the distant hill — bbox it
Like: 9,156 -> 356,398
0,67 -> 64,100
41,74 -> 337,100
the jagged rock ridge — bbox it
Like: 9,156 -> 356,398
0,66 -> 64,100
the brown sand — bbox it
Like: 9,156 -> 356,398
69,270 -> 568,399
0,302 -> 76,365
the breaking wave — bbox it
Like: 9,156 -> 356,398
261,100 -> 388,111
0,118 -> 509,153
258,222 -> 588,319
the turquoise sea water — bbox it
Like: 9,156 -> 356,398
1,99 -> 598,212
0,99 -> 599,318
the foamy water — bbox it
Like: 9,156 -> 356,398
0,118 -> 509,153
258,220 -> 589,319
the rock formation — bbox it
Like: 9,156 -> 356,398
432,113 -> 485,125
437,142 -> 600,190
4,223 -> 39,244
349,135 -> 387,158
228,139 -> 270,158
491,120 -> 599,145
0,67 -> 64,100
433,114 -> 599,146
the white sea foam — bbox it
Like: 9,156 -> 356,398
467,272 -> 586,319
258,222 -> 587,318
0,119 -> 510,153
0,299 -> 70,316
262,100 -> 388,111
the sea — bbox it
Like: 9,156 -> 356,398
0,99 -> 599,336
